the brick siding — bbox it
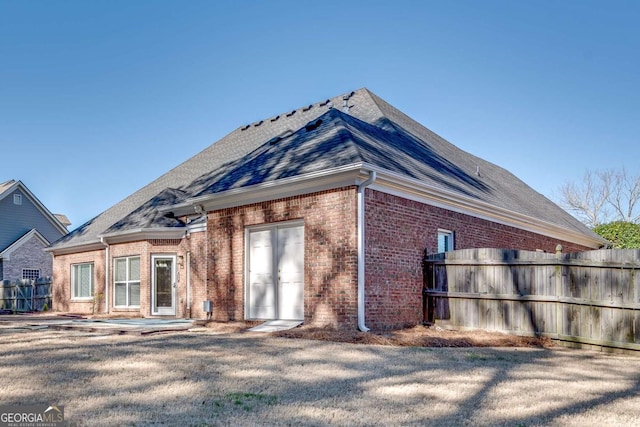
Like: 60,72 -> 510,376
208,187 -> 359,326
52,231 -> 207,317
364,190 -> 594,329
52,249 -> 106,313
52,187 -> 594,329
1,235 -> 52,281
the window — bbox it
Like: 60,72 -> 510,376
22,269 -> 40,281
72,263 -> 94,299
13,194 -> 22,205
437,229 -> 454,253
114,256 -> 140,307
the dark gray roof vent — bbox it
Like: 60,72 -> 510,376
241,124 -> 250,131
268,129 -> 294,145
253,120 -> 263,127
342,91 -> 355,113
342,91 -> 355,100
286,110 -> 296,117
305,119 -> 323,132
270,115 -> 280,122
319,99 -> 330,107
302,104 -> 313,112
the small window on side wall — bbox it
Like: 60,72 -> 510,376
437,229 -> 454,253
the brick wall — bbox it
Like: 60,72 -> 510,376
52,249 -> 106,313
364,190 -> 595,329
52,186 -> 594,328
185,232 -> 208,319
208,187 -> 359,327
2,235 -> 52,281
52,231 -> 207,317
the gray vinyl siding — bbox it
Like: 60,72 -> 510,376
0,189 -> 65,251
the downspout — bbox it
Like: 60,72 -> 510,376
357,170 -> 377,332
186,250 -> 191,318
100,237 -> 110,315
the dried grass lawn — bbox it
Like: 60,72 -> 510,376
267,324 -> 554,348
1,321 -> 640,426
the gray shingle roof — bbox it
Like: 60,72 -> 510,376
51,88 -> 600,250
184,108 -> 491,199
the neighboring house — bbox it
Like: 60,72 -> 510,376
49,89 -> 605,329
0,180 -> 70,281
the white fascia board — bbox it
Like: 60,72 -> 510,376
170,163 -> 365,215
0,180 -> 17,202
47,228 -> 188,255
158,161 -> 603,249
368,166 -> 605,249
0,229 -> 50,260
98,227 -> 186,244
46,240 -> 106,255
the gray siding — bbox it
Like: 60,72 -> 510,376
0,189 -> 66,251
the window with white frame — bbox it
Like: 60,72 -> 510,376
13,194 -> 22,205
114,256 -> 140,307
22,269 -> 40,281
72,263 -> 94,299
437,229 -> 454,253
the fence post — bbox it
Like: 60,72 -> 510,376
555,244 -> 563,339
422,249 -> 434,324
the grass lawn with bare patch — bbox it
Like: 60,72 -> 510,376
1,325 -> 639,426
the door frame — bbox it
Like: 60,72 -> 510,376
244,220 -> 304,321
151,254 -> 177,316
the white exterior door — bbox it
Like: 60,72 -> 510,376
277,226 -> 304,320
248,230 -> 275,319
247,223 -> 304,321
152,255 -> 176,316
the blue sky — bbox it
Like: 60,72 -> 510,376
1,0 -> 638,228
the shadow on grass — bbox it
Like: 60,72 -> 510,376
1,330 -> 640,426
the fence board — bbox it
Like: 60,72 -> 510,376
424,248 -> 640,352
0,278 -> 52,312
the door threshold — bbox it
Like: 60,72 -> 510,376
248,320 -> 302,332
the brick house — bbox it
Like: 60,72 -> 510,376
49,89 -> 604,329
1,180 -> 70,281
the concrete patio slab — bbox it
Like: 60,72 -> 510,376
0,314 -> 197,335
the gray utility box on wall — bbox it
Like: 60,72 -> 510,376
203,300 -> 213,319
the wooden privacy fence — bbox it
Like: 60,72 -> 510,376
423,248 -> 640,351
0,277 -> 52,312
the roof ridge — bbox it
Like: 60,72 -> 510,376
237,92 -> 347,131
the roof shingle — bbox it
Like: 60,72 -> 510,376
51,88 -> 600,250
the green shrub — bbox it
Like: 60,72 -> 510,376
593,221 -> 640,248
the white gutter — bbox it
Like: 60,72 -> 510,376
100,237 -> 110,315
357,170 -> 377,332
186,250 -> 191,317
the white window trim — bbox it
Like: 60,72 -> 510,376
71,262 -> 94,300
113,256 -> 141,308
437,229 -> 455,253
